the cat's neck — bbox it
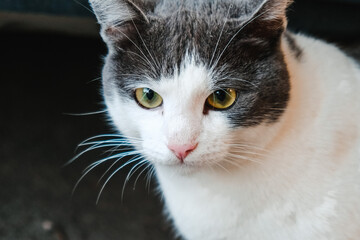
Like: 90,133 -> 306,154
154,34 -> 360,239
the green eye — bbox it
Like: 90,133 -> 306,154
206,88 -> 237,110
135,88 -> 163,109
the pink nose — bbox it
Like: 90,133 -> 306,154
168,143 -> 198,161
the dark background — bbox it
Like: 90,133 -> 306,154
1,0 -> 359,239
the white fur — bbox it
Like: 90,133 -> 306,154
105,33 -> 360,239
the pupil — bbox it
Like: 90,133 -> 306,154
145,89 -> 154,100
215,90 -> 226,102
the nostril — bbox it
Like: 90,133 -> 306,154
168,143 -> 198,161
185,149 -> 193,154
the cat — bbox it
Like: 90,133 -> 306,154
86,0 -> 360,239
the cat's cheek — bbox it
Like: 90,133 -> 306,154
105,93 -> 139,136
130,109 -> 174,164
141,138 -> 178,165
104,90 -> 173,164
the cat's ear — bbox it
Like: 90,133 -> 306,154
89,0 -> 155,45
251,0 -> 292,21
232,0 -> 293,38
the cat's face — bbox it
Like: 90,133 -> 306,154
91,0 -> 291,171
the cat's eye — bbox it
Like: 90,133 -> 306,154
206,88 -> 237,110
135,88 -> 163,109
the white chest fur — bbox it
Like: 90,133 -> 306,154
155,34 -> 360,240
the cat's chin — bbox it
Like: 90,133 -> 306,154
154,162 -> 203,175
153,157 -> 221,175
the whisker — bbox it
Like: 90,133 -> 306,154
71,151 -> 141,196
211,9 -> 270,70
121,159 -> 148,201
77,134 -> 132,143
117,73 -> 151,79
218,77 -> 258,89
209,4 -> 233,66
227,143 -> 269,153
213,161 -> 231,173
228,145 -> 268,154
96,154 -> 139,185
83,151 -> 141,173
87,76 -> 102,84
222,158 -> 245,169
207,162 -> 215,173
96,155 -> 144,204
114,28 -> 157,74
226,153 -> 263,164
76,134 -> 142,149
124,49 -> 158,73
120,160 -> 149,200
145,165 -> 156,192
84,135 -> 141,143
230,149 -> 267,158
73,0 -> 95,15
68,143 -> 134,166
63,110 -> 107,116
102,145 -> 136,156
133,163 -> 152,190
262,107 -> 292,112
129,13 -> 160,72
78,139 -> 139,147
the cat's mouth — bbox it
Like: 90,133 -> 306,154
144,149 -> 204,169
149,149 -> 226,172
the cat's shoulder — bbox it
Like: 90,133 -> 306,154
283,31 -> 360,91
286,31 -> 359,69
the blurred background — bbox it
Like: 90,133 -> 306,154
0,0 -> 359,239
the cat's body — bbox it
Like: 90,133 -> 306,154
88,0 -> 360,239
156,34 -> 360,239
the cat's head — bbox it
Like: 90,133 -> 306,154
90,0 -> 292,172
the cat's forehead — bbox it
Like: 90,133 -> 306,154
156,55 -> 211,96
122,16 -> 249,80
144,15 -> 223,76
107,0 -> 285,82
152,0 -> 264,18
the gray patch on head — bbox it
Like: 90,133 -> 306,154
94,0 -> 291,127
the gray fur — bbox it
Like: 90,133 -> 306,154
91,0 -> 293,127
284,31 -> 303,59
